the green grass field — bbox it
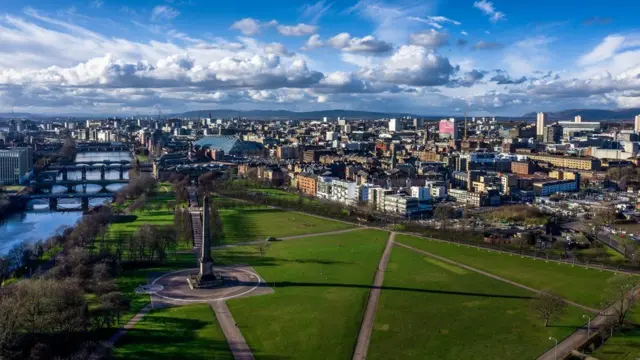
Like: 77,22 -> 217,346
395,235 -> 632,309
116,252 -> 197,326
215,229 -> 389,360
368,245 -> 584,359
219,207 -> 353,243
113,304 -> 233,360
592,327 -> 640,360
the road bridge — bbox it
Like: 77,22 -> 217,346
19,192 -> 115,211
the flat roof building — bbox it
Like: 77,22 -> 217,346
0,147 -> 33,185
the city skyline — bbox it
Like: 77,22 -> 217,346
0,0 -> 639,116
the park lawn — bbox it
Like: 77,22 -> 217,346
395,235 -> 632,309
591,326 -> 640,360
113,304 -> 233,360
216,229 -> 389,360
250,187 -> 318,203
116,252 -> 197,327
591,307 -> 640,360
219,207 -> 354,243
576,246 -> 627,266
369,245 -> 585,360
108,187 -> 193,252
252,187 -> 300,201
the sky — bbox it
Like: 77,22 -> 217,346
1,0 -> 640,116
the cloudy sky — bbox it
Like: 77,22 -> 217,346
1,0 -> 639,116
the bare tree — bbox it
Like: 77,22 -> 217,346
255,242 -> 270,259
434,203 -> 456,230
532,291 -> 566,327
606,278 -> 638,325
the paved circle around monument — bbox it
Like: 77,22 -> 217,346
135,284 -> 165,294
150,267 -> 262,303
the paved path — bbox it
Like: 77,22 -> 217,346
211,300 -> 255,360
352,232 -> 395,360
175,227 -> 370,253
395,242 -> 600,313
537,287 -> 640,360
107,303 -> 153,346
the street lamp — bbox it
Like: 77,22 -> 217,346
549,337 -> 558,360
583,314 -> 592,339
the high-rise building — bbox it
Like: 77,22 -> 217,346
388,118 -> 401,132
438,118 -> 458,139
413,118 -> 424,129
543,124 -> 563,143
575,115 -> 582,123
536,112 -> 547,136
0,147 -> 33,185
635,114 -> 640,133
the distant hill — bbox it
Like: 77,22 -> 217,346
174,109 -> 433,120
522,108 -> 640,121
0,112 -> 42,119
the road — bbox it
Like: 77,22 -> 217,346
562,221 -> 625,255
352,232 -> 395,360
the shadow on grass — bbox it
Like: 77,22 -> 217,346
272,281 -> 534,299
222,209 -> 258,242
214,251 -> 353,267
115,316 -> 288,360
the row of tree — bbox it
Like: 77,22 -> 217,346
0,207 -> 126,359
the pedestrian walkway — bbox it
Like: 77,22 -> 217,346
352,232 -> 395,360
395,242 -> 600,313
107,304 -> 153,346
211,300 -> 255,360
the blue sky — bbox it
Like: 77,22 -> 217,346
0,0 -> 639,116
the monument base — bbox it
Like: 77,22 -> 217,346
186,272 -> 224,289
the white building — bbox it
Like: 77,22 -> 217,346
533,179 -> 578,196
358,184 -> 381,203
382,194 -> 419,217
635,114 -> 640,133
316,176 -> 335,200
425,180 -> 447,199
0,147 -> 33,185
369,187 -> 393,210
410,186 -> 432,201
557,121 -> 600,136
388,118 -> 401,132
326,131 -> 339,141
536,112 -> 547,136
330,179 -> 358,205
574,115 -> 582,123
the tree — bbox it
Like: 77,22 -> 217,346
60,137 -> 77,163
605,277 -> 638,325
7,242 -> 27,270
0,258 -> 8,286
595,205 -> 617,229
434,204 -> 456,230
255,242 -> 270,259
532,291 -> 566,327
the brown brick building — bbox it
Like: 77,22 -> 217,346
511,161 -> 534,175
296,173 -> 318,197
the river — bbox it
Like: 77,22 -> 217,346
0,151 -> 132,255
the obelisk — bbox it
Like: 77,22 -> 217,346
199,195 -> 214,279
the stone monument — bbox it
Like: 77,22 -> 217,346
188,195 -> 223,289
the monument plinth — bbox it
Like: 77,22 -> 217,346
187,195 -> 223,289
